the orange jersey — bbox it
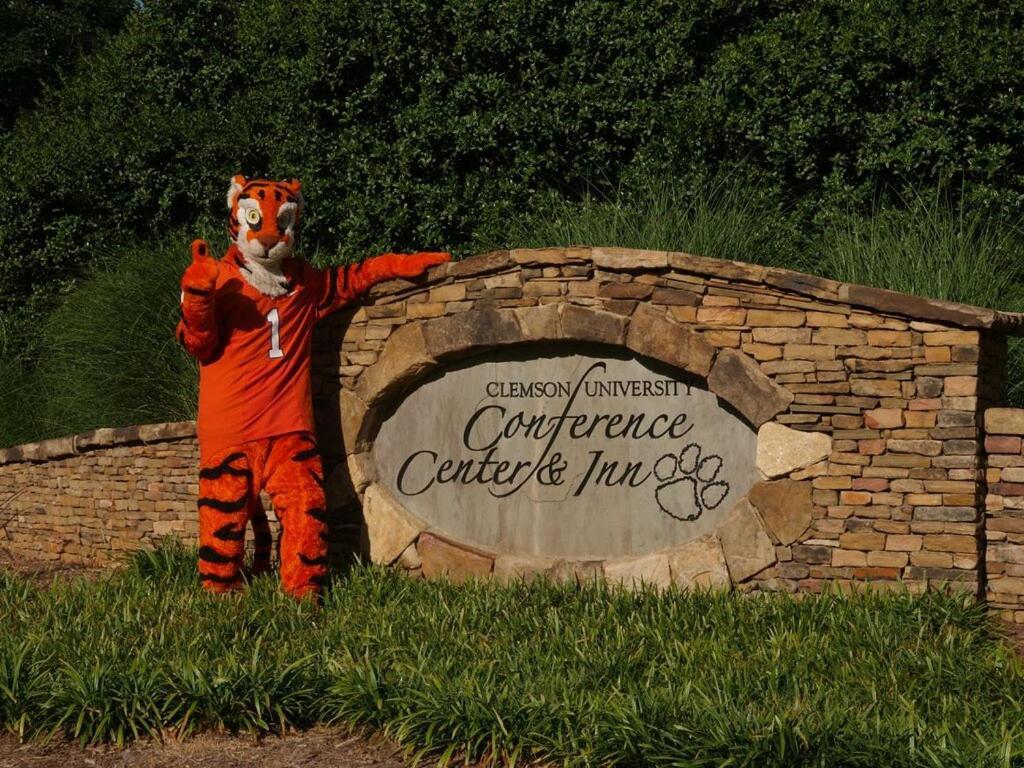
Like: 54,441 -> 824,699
196,249 -> 330,460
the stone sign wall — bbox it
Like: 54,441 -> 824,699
309,246 -> 1023,593
2,246 -> 1024,602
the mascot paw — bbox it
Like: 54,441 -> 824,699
394,251 -> 451,278
182,239 -> 219,292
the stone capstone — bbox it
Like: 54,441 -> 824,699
756,422 -> 832,479
747,479 -> 813,545
716,499 -> 776,582
361,484 -> 425,566
707,349 -> 794,427
666,535 -> 731,590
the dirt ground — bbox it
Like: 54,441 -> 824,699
0,729 -> 407,768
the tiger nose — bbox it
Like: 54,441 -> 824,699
256,232 -> 280,248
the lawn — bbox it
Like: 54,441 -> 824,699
1,541 -> 1023,766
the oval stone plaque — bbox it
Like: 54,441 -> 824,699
373,348 -> 758,558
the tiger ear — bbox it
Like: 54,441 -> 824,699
284,178 -> 302,194
226,175 -> 247,211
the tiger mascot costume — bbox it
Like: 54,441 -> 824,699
176,176 -> 449,599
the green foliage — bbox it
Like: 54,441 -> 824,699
509,175 -> 808,268
0,0 -> 135,132
2,540 -> 1024,763
0,230 -> 203,445
3,0 -> 1024,328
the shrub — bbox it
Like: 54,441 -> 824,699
3,0 -> 1024,328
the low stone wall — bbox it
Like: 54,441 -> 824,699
984,408 -> 1024,621
1,246 -> 1023,602
0,423 -> 201,565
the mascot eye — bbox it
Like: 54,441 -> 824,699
244,208 -> 262,225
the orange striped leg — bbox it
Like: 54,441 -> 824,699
264,433 -> 330,599
248,497 -> 273,576
197,449 -> 253,592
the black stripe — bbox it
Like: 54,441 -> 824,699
178,306 -> 190,328
308,573 -> 331,588
340,264 -> 351,294
199,546 -> 238,564
292,448 -> 319,462
199,452 -> 249,480
309,470 -> 324,488
184,286 -> 210,297
213,523 -> 244,541
299,553 -> 329,567
176,328 -> 186,345
200,572 -> 238,584
198,495 -> 248,513
318,267 -> 337,311
306,507 -> 330,524
254,532 -> 272,547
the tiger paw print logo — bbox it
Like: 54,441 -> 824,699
654,443 -> 730,522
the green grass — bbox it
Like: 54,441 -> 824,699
2,540 -> 1024,765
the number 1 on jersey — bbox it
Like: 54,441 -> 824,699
266,308 -> 284,359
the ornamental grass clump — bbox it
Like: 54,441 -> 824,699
2,540 -> 1024,765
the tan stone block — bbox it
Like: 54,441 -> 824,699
428,283 -> 467,303
923,331 -> 979,346
867,330 -> 912,346
812,328 -> 866,346
704,330 -> 741,348
747,309 -> 805,327
887,439 -> 942,456
840,491 -> 872,505
757,423 -> 832,478
868,550 -> 908,568
904,411 -> 936,428
627,305 -> 715,377
864,409 -> 903,429
747,480 -> 812,545
752,328 -> 811,344
667,535 -> 731,590
832,549 -> 867,567
716,499 -> 776,582
604,552 -> 672,588
839,531 -> 886,551
923,534 -> 977,553
419,533 -> 494,582
696,306 -> 747,325
851,379 -> 902,397
708,350 -> 794,426
806,311 -> 849,327
592,247 -> 668,269
742,342 -> 782,361
985,408 -> 1024,436
513,304 -> 562,341
783,344 -> 835,360
361,484 -> 425,565
493,553 -> 557,584
944,377 -> 977,396
886,534 -> 923,551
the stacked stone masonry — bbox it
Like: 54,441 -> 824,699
2,246 -> 1023,603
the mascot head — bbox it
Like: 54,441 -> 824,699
226,175 -> 303,271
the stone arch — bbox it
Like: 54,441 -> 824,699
337,302 -> 806,588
